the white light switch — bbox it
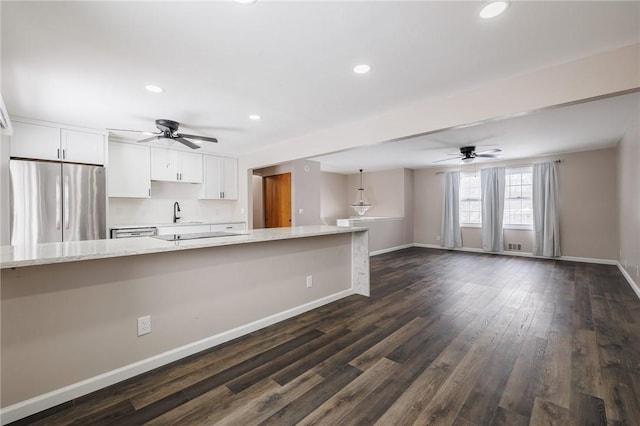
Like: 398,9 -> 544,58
299,208 -> 304,214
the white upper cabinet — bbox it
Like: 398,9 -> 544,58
150,147 -> 202,183
221,157 -> 238,199
10,121 -> 105,165
179,151 -> 203,183
9,122 -> 60,161
62,129 -> 105,165
108,142 -> 151,198
150,148 -> 180,182
200,155 -> 238,200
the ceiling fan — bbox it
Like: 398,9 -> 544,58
433,146 -> 502,163
109,119 -> 218,149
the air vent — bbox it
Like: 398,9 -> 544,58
507,243 -> 522,251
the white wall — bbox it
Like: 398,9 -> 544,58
320,172 -> 348,226
251,175 -> 264,228
413,148 -> 620,260
254,159 -> 322,227
342,168 -> 415,253
618,109 -> 640,286
108,181 -> 236,226
347,169 -> 406,218
0,135 -> 9,245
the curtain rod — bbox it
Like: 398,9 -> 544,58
435,159 -> 562,175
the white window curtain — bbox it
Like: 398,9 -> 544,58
532,162 -> 561,257
481,167 -> 505,252
441,171 -> 462,248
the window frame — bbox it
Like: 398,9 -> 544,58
503,166 -> 533,230
459,171 -> 482,228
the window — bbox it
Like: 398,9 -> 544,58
504,167 -> 533,227
459,172 -> 481,225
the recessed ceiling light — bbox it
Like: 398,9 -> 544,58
479,1 -> 509,19
235,0 -> 257,4
145,84 -> 164,93
353,64 -> 372,74
249,114 -> 261,120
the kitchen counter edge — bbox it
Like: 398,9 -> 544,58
0,226 -> 368,269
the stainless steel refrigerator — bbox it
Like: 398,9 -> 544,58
9,159 -> 106,245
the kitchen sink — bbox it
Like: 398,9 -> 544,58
151,231 -> 245,241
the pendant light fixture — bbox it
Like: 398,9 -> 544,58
350,169 -> 372,216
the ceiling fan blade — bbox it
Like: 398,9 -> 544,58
176,133 -> 218,143
433,157 -> 461,163
108,128 -> 161,134
475,148 -> 502,155
475,153 -> 501,158
136,136 -> 159,144
174,137 -> 202,150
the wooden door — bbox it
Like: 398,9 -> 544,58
263,173 -> 292,228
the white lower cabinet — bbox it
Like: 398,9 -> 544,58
210,222 -> 246,232
156,223 -> 246,235
156,224 -> 211,235
108,142 -> 151,198
200,155 -> 238,200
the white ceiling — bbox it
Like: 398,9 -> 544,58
2,1 -> 639,162
310,91 -> 640,172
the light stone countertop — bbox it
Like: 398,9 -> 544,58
0,226 -> 367,269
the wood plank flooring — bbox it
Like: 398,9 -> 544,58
10,248 -> 640,425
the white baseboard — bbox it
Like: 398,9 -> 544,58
617,262 -> 640,301
0,289 -> 355,425
370,244 -> 413,257
412,243 -> 617,265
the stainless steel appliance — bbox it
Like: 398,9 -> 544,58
110,227 -> 156,239
9,159 -> 106,245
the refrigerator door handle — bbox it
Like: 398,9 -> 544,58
64,174 -> 70,229
56,175 -> 62,230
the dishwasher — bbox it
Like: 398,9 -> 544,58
110,227 -> 157,239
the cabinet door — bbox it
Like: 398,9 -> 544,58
108,142 -> 151,198
151,147 -> 180,182
62,129 -> 105,165
200,155 -> 223,199
179,152 -> 203,183
221,157 -> 238,200
10,122 -> 61,161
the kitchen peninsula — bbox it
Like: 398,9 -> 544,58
0,226 -> 369,423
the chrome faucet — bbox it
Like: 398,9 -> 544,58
173,201 -> 181,223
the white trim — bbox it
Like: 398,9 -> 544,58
0,289 -> 354,425
559,256 -> 617,265
413,243 -> 617,264
617,262 -> 640,301
370,244 -> 413,257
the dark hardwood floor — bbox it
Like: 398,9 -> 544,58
11,248 -> 640,425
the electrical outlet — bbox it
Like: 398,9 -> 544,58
137,315 -> 151,336
299,208 -> 304,215
436,235 -> 440,241
240,207 -> 245,215
306,275 -> 313,288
